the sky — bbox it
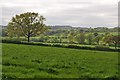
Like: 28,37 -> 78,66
0,0 -> 119,27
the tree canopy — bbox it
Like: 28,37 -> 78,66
7,12 -> 48,42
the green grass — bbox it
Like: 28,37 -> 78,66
2,43 -> 118,78
98,32 -> 118,35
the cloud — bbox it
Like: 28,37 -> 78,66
1,0 -> 119,27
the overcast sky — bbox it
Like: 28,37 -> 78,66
0,0 -> 119,27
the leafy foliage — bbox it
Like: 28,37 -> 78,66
6,12 -> 48,42
75,33 -> 85,44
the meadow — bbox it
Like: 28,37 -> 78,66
2,43 -> 118,79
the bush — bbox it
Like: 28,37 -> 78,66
31,38 -> 39,42
31,37 -> 48,42
95,45 -> 110,51
2,39 -> 22,44
2,39 -> 119,52
66,45 -> 94,50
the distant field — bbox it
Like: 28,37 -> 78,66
2,43 -> 118,78
98,32 -> 118,35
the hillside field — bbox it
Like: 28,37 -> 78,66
2,43 -> 118,79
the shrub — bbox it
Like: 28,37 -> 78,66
2,39 -> 119,52
95,45 -> 110,51
31,38 -> 39,42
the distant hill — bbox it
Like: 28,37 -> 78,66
50,25 -> 73,30
1,25 -> 73,30
1,25 -> 118,32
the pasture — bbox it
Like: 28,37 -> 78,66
2,43 -> 118,78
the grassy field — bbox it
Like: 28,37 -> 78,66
2,43 -> 118,78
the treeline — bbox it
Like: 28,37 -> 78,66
45,30 -> 119,49
2,26 -> 120,49
2,29 -> 120,49
2,26 -> 119,36
67,30 -> 119,49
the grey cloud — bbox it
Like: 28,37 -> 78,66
44,3 -> 118,27
1,0 -> 118,27
2,6 -> 27,25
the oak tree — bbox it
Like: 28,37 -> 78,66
7,12 -> 48,42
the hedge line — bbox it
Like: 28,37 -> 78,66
1,40 -> 120,52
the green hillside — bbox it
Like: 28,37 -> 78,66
2,43 -> 118,79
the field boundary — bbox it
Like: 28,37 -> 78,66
2,40 -> 120,52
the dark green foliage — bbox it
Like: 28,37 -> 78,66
94,33 -> 98,37
2,40 -> 119,52
95,46 -> 110,51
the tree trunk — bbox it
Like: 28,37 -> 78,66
28,36 -> 30,42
